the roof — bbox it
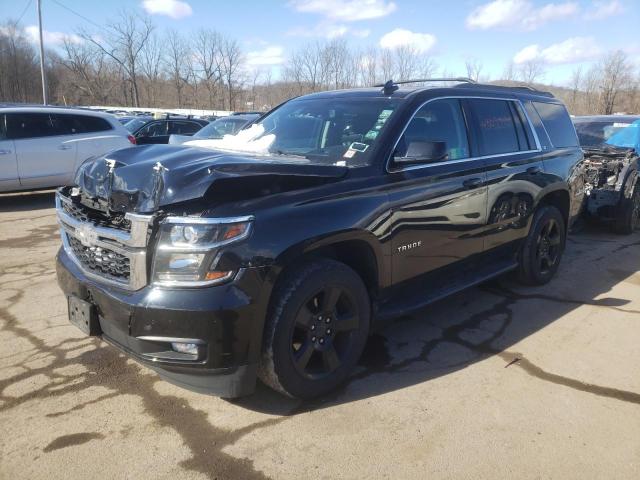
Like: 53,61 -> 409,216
572,115 -> 640,123
291,79 -> 555,102
0,105 -> 115,119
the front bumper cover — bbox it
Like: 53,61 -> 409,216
56,246 -> 271,398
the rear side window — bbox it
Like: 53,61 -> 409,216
468,99 -> 522,156
6,113 -> 58,139
55,114 -> 112,134
169,121 -> 201,135
533,102 -> 578,148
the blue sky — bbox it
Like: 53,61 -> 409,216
4,0 -> 639,85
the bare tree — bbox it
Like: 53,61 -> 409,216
60,40 -> 116,104
139,32 -> 163,107
218,36 -> 243,110
79,12 -> 154,107
502,60 -> 517,81
164,29 -> 188,108
465,57 -> 483,82
193,29 -> 224,109
518,59 -> 545,85
597,50 -> 634,114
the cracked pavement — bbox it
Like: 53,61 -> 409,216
1,190 -> 639,479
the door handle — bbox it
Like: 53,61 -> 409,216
0,149 -> 11,155
463,178 -> 483,189
527,166 -> 542,175
58,144 -> 72,150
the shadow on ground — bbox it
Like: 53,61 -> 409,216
233,227 -> 640,415
0,190 -> 56,212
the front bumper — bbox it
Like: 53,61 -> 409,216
56,246 -> 271,398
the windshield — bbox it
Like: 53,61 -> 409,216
605,119 -> 640,152
189,98 -> 399,167
574,120 -> 634,147
194,117 -> 249,139
124,118 -> 148,133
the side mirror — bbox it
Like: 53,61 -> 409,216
394,141 -> 448,165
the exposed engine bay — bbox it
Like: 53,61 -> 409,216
583,146 -> 639,220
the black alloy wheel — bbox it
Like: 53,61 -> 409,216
259,259 -> 370,399
290,285 -> 360,380
535,217 -> 562,275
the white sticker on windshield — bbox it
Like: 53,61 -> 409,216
349,142 -> 369,152
343,149 -> 356,158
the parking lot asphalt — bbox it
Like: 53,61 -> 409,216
0,190 -> 638,480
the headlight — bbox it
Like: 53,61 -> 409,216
152,216 -> 253,287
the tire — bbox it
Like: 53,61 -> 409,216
258,258 -> 370,399
613,185 -> 640,235
517,205 -> 566,286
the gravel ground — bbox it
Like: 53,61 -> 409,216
1,190 -> 638,480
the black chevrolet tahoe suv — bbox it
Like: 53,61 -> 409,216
56,79 -> 584,399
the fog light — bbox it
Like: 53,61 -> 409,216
171,342 -> 199,356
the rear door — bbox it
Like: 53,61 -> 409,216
0,113 -> 19,191
135,121 -> 169,144
387,98 -> 487,284
7,112 -> 77,189
465,98 -> 544,251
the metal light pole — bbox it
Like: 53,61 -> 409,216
37,0 -> 48,104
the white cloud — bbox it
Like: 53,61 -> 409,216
379,28 -> 436,53
584,0 -> 624,20
513,37 -> 603,64
466,0 -> 578,31
24,26 -> 82,46
287,23 -> 370,39
142,0 -> 192,19
246,46 -> 285,66
289,0 -> 396,22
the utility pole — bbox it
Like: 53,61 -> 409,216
37,0 -> 48,104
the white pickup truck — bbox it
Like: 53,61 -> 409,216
0,107 -> 135,192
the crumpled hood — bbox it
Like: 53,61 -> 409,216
74,145 -> 348,213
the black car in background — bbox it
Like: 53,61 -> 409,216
124,116 -> 209,145
168,114 -> 260,145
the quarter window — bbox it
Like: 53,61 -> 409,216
533,102 -> 579,148
396,98 -> 470,162
468,99 -> 522,156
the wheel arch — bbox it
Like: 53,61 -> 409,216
537,188 -> 571,228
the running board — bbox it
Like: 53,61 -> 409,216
375,260 -> 518,324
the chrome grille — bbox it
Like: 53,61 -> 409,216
61,200 -> 132,233
56,188 -> 153,291
68,236 -> 131,280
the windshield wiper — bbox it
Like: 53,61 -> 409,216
272,150 -> 308,159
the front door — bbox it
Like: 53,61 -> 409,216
136,121 -> 169,144
387,98 -> 488,284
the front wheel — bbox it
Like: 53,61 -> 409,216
258,259 -> 370,399
517,205 -> 566,285
613,185 -> 640,235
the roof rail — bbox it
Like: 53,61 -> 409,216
374,78 -> 476,88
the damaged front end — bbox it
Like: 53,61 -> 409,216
583,146 -> 639,232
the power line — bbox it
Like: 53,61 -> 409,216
16,0 -> 33,24
50,0 -> 107,32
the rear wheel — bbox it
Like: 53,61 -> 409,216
258,259 -> 370,399
613,185 -> 640,235
517,205 -> 566,285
